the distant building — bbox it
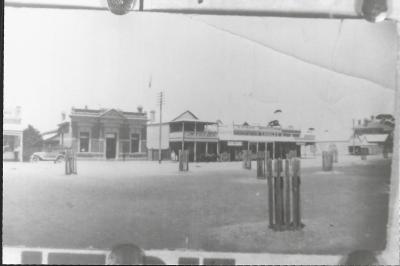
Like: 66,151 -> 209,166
349,134 -> 391,155
349,115 -> 394,155
45,106 -> 148,159
147,110 -> 316,162
3,106 -> 23,161
147,111 -> 218,161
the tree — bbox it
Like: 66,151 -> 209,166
22,125 -> 43,161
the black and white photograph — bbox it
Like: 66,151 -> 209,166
2,0 -> 399,265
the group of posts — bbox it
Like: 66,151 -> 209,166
65,149 -> 77,175
243,150 -> 303,231
322,145 -> 338,171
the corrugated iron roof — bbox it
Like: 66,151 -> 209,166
362,134 -> 388,143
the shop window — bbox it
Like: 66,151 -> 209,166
131,133 -> 140,153
79,132 -> 90,152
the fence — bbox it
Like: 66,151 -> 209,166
65,149 -> 77,175
179,150 -> 189,171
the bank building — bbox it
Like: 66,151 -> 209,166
46,106 -> 148,159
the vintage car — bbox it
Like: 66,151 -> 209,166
30,150 -> 65,163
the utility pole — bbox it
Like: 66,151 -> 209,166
352,118 -> 355,155
157,92 -> 164,164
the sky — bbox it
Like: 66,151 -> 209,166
3,6 -> 396,139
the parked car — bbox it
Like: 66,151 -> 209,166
30,151 -> 65,163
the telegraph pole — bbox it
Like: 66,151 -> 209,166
352,118 -> 355,155
157,92 -> 164,164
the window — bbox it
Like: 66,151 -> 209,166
130,133 -> 140,153
79,132 -> 89,152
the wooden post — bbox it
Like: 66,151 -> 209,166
284,159 -> 291,226
242,150 -> 251,170
72,151 -> 77,174
272,142 -> 275,159
184,150 -> 189,171
274,159 -> 284,229
361,147 -> 368,160
70,151 -> 73,174
267,158 -> 274,228
292,158 -> 302,229
65,149 -> 69,175
322,151 -> 333,171
179,150 -> 183,171
216,141 -> 220,160
242,150 -> 246,169
194,121 -> 197,162
256,152 -> 265,179
182,122 -> 185,152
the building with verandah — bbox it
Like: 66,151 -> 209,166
147,110 -> 316,162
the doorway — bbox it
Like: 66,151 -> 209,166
106,133 -> 117,159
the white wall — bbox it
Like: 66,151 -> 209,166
146,124 -> 170,149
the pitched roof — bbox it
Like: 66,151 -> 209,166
70,107 -> 146,120
171,110 -> 199,122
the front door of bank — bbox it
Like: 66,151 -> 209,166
106,133 -> 117,159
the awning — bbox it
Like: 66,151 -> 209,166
363,134 -> 389,143
42,132 -> 60,142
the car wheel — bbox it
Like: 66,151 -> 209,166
31,156 -> 40,162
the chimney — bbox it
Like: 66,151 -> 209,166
61,112 -> 66,121
150,110 -> 155,122
137,105 -> 143,113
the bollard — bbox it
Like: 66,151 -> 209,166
184,150 -> 189,171
273,159 -> 284,230
322,151 -> 333,171
361,147 -> 368,160
242,150 -> 251,170
266,158 -> 274,228
256,152 -> 265,179
179,150 -> 189,171
65,150 -> 70,175
329,145 -> 338,163
65,149 -> 77,175
284,159 -> 291,226
72,151 -> 77,174
179,150 -> 183,171
291,158 -> 303,229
